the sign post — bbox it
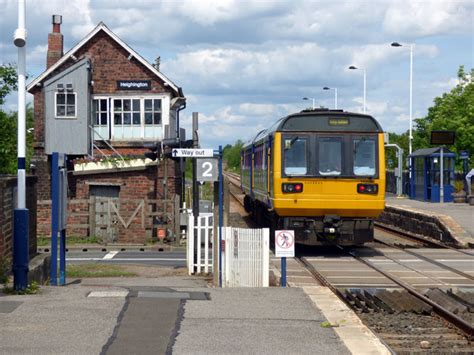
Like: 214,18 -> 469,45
275,230 -> 295,287
51,152 -> 68,286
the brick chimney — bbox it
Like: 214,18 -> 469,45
46,15 -> 63,69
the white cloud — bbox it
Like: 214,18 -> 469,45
383,0 -> 474,37
239,103 -> 275,116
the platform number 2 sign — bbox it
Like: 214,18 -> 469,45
197,158 -> 218,182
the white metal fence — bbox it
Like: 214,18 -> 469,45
187,213 -> 213,275
223,227 -> 269,287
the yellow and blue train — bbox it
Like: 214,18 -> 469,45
241,109 -> 386,246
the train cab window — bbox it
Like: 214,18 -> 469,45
353,138 -> 376,176
283,137 -> 307,175
318,137 -> 342,176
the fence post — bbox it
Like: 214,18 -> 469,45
187,214 -> 194,275
262,228 -> 269,287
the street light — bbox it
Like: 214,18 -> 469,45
323,87 -> 338,109
391,41 -> 414,157
302,97 -> 315,110
348,65 -> 366,114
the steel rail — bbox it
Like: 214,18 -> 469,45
374,239 -> 474,282
346,247 -> 474,338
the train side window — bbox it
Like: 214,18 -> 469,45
318,137 -> 342,176
283,137 -> 307,175
353,138 -> 376,176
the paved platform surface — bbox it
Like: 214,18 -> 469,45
0,275 -> 390,354
386,195 -> 473,238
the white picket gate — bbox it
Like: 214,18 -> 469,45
223,227 -> 269,287
187,213 -> 213,275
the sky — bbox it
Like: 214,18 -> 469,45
0,0 -> 473,148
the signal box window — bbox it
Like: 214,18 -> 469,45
56,92 -> 76,118
353,138 -> 376,176
284,137 -> 307,175
144,99 -> 162,125
319,137 -> 342,176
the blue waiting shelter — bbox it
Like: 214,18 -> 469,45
409,147 -> 455,202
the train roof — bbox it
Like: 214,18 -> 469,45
243,109 -> 383,148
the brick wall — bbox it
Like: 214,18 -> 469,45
0,176 -> 37,260
37,159 -> 180,244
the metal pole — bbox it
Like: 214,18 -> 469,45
363,69 -> 366,114
50,153 -> 58,285
192,113 -> 199,273
218,145 -> 223,287
312,98 -> 315,110
440,147 -> 444,203
409,44 -> 413,157
334,88 -> 338,109
13,0 -> 29,291
281,257 -> 286,287
397,147 -> 404,197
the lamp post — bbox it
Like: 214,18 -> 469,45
348,65 -> 366,113
323,87 -> 338,109
302,97 -> 315,110
391,42 -> 414,157
13,0 -> 29,291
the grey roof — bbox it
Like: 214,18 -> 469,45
410,147 -> 455,157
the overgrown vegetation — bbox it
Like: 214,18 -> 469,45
0,256 -> 10,285
3,281 -> 40,295
67,264 -> 137,278
37,235 -> 101,246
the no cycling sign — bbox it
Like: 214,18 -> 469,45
275,230 -> 295,258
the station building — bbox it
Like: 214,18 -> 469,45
27,16 -> 186,243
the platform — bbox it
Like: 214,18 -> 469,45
380,194 -> 473,247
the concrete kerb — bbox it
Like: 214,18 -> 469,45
378,205 -> 472,247
303,286 -> 392,355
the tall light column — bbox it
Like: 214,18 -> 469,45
13,0 -> 29,291
391,42 -> 414,157
323,87 -> 338,109
348,66 -> 366,113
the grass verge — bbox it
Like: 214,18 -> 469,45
66,263 -> 138,278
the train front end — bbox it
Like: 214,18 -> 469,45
271,111 -> 385,246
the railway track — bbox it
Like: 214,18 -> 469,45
224,171 -> 474,352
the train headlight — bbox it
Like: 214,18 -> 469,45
282,183 -> 303,193
357,183 -> 378,194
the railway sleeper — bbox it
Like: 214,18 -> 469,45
425,289 -> 469,314
363,289 -> 394,314
343,289 -> 370,313
447,289 -> 474,313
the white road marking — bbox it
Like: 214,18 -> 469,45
102,251 -> 119,260
88,290 -> 128,298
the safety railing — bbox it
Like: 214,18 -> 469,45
187,213 -> 213,275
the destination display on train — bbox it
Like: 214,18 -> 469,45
328,118 -> 350,126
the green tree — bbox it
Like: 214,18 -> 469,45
0,63 -> 34,174
223,140 -> 244,172
413,66 -> 474,168
385,131 -> 409,170
0,64 -> 17,105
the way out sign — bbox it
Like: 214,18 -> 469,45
275,230 -> 295,257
